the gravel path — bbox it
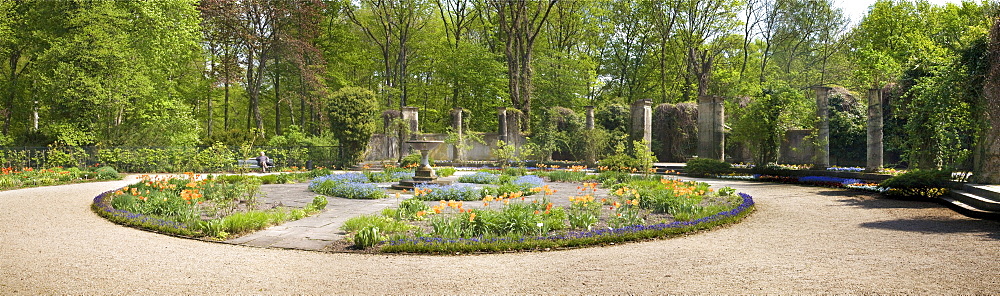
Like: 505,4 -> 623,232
2,175 -> 998,294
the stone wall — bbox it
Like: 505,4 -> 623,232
364,132 -> 524,162
779,129 -> 815,165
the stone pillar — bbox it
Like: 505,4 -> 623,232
401,106 -> 419,156
497,107 -> 508,143
866,89 -> 883,172
630,99 -> 652,151
585,106 -> 595,130
697,95 -> 725,161
451,108 -> 464,163
812,86 -> 832,169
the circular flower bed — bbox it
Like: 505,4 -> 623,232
336,170 -> 756,253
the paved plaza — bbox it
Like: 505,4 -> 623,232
1,174 -> 998,294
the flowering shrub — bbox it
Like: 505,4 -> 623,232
309,173 -> 368,187
364,171 -> 414,183
0,166 -> 121,190
827,166 -> 865,172
313,181 -> 387,199
413,184 -> 482,201
797,176 -> 863,187
512,175 -> 545,190
381,193 -> 754,253
715,173 -> 756,180
844,183 -> 887,193
457,172 -> 501,184
94,173 -> 326,239
308,172 -> 388,199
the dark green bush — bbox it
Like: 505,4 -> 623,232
880,169 -> 950,190
400,152 -> 425,168
95,166 -> 121,180
326,87 -> 379,167
684,158 -> 731,177
435,167 -> 456,177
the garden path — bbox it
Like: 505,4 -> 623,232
2,175 -> 999,294
227,181 -> 410,250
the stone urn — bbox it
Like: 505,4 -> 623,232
392,140 -> 452,190
407,140 -> 443,181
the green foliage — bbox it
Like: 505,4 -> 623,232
400,152 -> 424,168
567,200 -> 601,230
542,170 -> 589,182
827,91 -> 867,165
898,58 -> 979,170
394,198 -> 430,220
595,171 -> 661,187
533,107 -> 585,161
342,214 -> 414,233
684,158 -> 732,177
652,103 -> 698,162
595,104 -> 629,134
579,128 -> 611,165
730,83 -> 802,166
850,1 -> 989,170
326,87 -> 379,167
308,195 -> 328,211
94,166 -> 120,180
353,227 -> 382,249
493,140 -> 518,167
880,169 -> 950,190
435,167 -> 456,177
599,136 -> 655,173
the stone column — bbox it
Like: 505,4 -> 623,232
812,86 -> 832,169
497,107 -> 508,143
401,106 -> 419,156
451,108 -> 464,163
697,95 -> 725,161
866,89 -> 883,172
631,99 -> 652,150
584,106 -> 595,130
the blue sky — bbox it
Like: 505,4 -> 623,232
837,0 -> 970,25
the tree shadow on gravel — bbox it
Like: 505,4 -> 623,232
818,190 -> 943,210
859,218 -> 1000,241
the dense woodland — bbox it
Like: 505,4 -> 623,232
0,0 -> 996,171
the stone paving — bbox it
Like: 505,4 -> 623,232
226,182 -> 411,250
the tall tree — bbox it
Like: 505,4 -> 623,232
675,0 -> 739,100
489,0 -> 558,133
345,0 -> 430,109
201,0 -> 324,139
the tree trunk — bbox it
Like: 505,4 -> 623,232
274,70 -> 281,136
493,0 -> 556,134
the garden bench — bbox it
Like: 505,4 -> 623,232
236,158 -> 276,170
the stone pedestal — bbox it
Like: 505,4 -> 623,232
451,108 -> 464,163
392,140 -> 452,190
812,86 -> 832,169
866,88 -> 883,172
631,99 -> 652,150
697,95 -> 725,161
497,107 -> 508,143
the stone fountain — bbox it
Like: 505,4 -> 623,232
391,140 -> 453,190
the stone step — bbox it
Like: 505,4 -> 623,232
949,190 -> 1000,212
963,184 -> 1000,203
938,196 -> 1000,220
